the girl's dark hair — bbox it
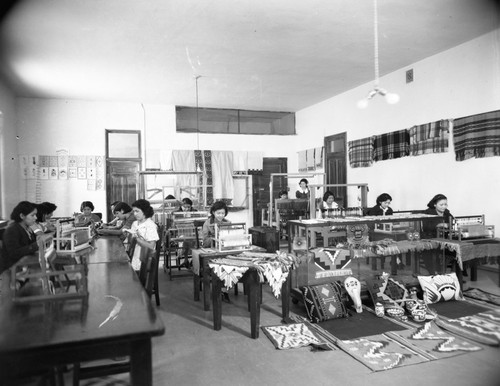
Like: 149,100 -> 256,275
10,201 -> 37,222
278,190 -> 288,197
114,202 -> 132,214
376,193 -> 392,206
131,199 -> 155,218
323,191 -> 335,202
182,198 -> 193,206
427,194 -> 447,209
36,203 -> 51,222
299,178 -> 309,185
165,195 -> 175,200
41,202 -> 57,214
110,201 -> 121,208
80,201 -> 95,212
210,201 -> 228,217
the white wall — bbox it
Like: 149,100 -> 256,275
0,79 -> 19,218
14,99 -> 297,221
295,29 -> 500,232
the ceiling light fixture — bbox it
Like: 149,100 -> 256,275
357,0 -> 400,109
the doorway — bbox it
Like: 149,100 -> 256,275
324,132 -> 347,207
252,157 -> 287,226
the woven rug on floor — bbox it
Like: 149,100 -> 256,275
434,308 -> 500,346
261,322 -> 336,351
314,306 -> 409,340
336,321 -> 482,372
429,299 -> 492,319
463,287 -> 500,307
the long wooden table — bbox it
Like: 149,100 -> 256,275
0,236 -> 165,385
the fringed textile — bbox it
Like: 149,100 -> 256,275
306,148 -> 315,170
208,263 -> 249,289
211,151 -> 234,200
315,146 -> 323,168
409,120 -> 450,156
232,151 -> 248,172
298,150 -> 307,172
373,129 -> 410,161
247,151 -> 263,171
453,109 -> 500,161
348,137 -> 374,168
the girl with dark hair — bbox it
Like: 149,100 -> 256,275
318,191 -> 339,218
366,193 -> 393,216
178,197 -> 196,212
201,201 -> 230,248
98,202 -> 135,237
295,178 -> 310,199
32,202 -> 56,235
124,199 -> 159,271
422,194 -> 453,237
1,201 -> 39,273
75,201 -> 101,226
278,190 -> 288,199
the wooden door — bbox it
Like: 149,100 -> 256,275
106,160 -> 141,221
324,133 -> 347,208
252,157 -> 287,226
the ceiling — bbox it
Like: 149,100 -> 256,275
0,0 -> 498,112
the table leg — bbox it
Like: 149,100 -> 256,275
130,339 -> 152,386
470,260 -> 478,281
212,274 -> 222,331
390,255 -> 397,276
248,270 -> 260,339
281,272 -> 292,324
455,261 -> 464,290
203,258 -> 211,311
193,274 -> 200,301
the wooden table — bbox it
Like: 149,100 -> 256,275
0,238 -> 164,385
192,246 -> 266,311
210,261 -> 292,339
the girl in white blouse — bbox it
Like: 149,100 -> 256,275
124,199 -> 159,271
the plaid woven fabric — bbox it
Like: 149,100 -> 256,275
348,137 -> 374,168
373,129 -> 409,161
409,120 -> 450,156
453,109 -> 500,161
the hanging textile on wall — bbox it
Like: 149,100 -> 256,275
453,109 -> 500,161
172,150 -> 197,198
306,149 -> 315,170
247,151 -> 263,173
314,147 -> 323,168
212,151 -> 234,201
233,151 -> 248,173
373,129 -> 409,162
348,137 -> 374,168
204,150 -> 214,205
409,120 -> 450,156
298,150 -> 307,172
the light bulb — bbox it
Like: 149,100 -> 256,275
385,93 -> 400,104
357,98 -> 369,109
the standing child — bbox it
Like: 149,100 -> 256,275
123,199 -> 159,271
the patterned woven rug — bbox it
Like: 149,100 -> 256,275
463,288 -> 500,307
262,322 -> 336,351
430,299 -> 491,319
336,321 -> 482,372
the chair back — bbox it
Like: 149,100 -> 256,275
138,225 -> 164,299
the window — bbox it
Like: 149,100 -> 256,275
176,106 -> 295,135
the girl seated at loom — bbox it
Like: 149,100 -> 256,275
201,201 -> 230,248
319,191 -> 339,218
98,202 -> 135,238
32,201 -> 58,235
1,201 -> 39,274
123,199 -> 159,272
177,197 -> 197,212
74,201 -> 101,227
366,193 -> 393,216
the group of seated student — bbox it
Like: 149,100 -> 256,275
98,201 -> 135,238
364,192 -> 452,238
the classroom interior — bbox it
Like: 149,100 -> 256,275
0,1 -> 500,385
